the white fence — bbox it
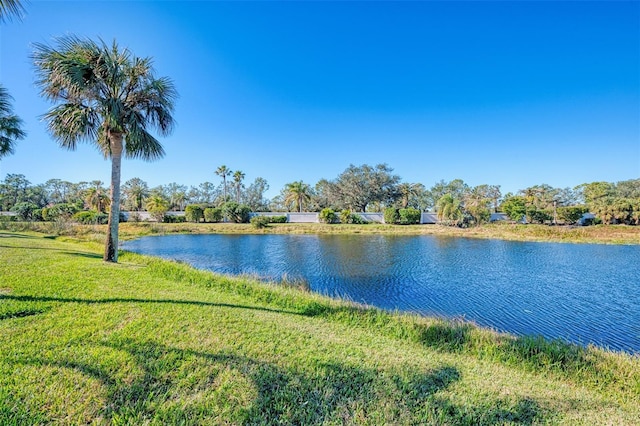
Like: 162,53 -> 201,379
421,212 -> 438,224
252,211 -> 439,224
287,212 -> 320,223
121,211 -> 184,222
119,210 -> 440,224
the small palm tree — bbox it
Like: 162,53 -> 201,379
85,183 -> 110,213
436,193 -> 463,226
398,182 -> 423,209
215,165 -> 232,202
233,170 -> 245,203
145,195 -> 169,222
172,190 -> 187,211
33,36 -> 177,262
122,177 -> 149,211
0,85 -> 26,162
284,181 -> 311,213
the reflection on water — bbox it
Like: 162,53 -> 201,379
123,234 -> 640,353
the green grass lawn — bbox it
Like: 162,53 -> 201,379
1,231 -> 638,425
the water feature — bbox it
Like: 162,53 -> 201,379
123,234 -> 640,353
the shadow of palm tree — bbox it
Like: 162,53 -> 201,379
12,337 -> 550,424
427,395 -> 545,426
0,294 -> 301,316
0,244 -> 101,259
62,251 -> 103,259
0,309 -> 46,321
0,232 -> 39,239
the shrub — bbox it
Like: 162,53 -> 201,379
581,216 -> 602,226
10,202 -> 40,221
351,214 -> 369,224
340,209 -> 369,224
204,207 -> 223,223
319,208 -> 337,224
0,214 -> 17,224
398,208 -> 421,225
43,203 -> 80,221
185,205 -> 204,223
32,209 -> 44,222
465,206 -> 490,226
40,207 -> 51,221
526,206 -> 552,224
250,216 -> 271,229
163,214 -> 186,223
501,196 -> 527,221
267,215 -> 287,223
340,209 -> 353,224
558,206 -> 589,225
222,202 -> 251,223
147,207 -> 168,222
384,207 -> 399,224
73,210 -> 108,224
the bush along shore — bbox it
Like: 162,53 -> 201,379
1,230 -> 639,424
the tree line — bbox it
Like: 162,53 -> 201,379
2,168 -> 639,226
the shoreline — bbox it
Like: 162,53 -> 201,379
3,220 -> 640,245
119,222 -> 640,245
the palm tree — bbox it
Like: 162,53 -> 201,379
145,194 -> 169,222
215,165 -> 232,202
463,185 -> 493,225
172,190 -> 187,211
85,182 -> 110,213
436,193 -> 463,226
165,182 -> 187,210
122,177 -> 149,211
284,181 -> 311,213
0,0 -> 25,22
0,85 -> 26,162
33,36 -> 177,262
233,170 -> 245,203
398,182 -> 423,209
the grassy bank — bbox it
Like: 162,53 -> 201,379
3,220 -> 640,245
1,231 -> 639,424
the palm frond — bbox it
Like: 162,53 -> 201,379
0,135 -> 16,157
125,126 -> 165,161
0,84 -> 26,159
0,0 -> 25,22
0,85 -> 13,114
32,37 -> 99,102
44,103 -> 99,150
0,115 -> 26,139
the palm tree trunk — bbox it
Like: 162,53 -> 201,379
104,133 -> 123,262
223,177 -> 227,201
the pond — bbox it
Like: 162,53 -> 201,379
122,234 -> 640,353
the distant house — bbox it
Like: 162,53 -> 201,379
421,212 -> 438,224
577,213 -> 596,226
489,212 -> 509,222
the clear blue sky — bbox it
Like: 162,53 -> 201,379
1,1 -> 638,199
